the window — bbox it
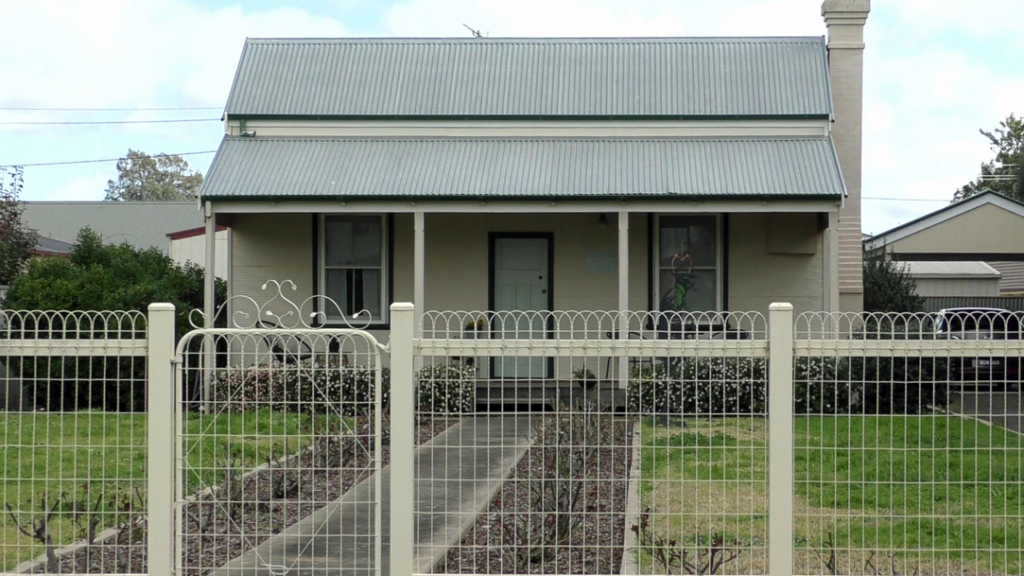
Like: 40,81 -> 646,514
654,215 -> 720,311
321,214 -> 387,323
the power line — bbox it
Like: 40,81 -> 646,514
0,106 -> 222,111
863,197 -> 949,202
1,150 -> 217,168
0,118 -> 220,126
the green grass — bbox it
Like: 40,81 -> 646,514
638,415 -> 1024,575
0,408 -> 349,571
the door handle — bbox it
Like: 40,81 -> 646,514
542,289 -> 547,294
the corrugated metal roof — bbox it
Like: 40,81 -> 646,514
200,136 -> 845,199
20,202 -> 203,254
901,261 -> 1003,278
225,37 -> 832,118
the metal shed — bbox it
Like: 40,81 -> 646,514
901,261 -> 1003,297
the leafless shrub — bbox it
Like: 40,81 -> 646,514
6,497 -> 60,573
631,508 -> 742,575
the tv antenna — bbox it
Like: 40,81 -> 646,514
462,23 -> 484,38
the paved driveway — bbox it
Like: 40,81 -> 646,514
950,389 -> 1024,434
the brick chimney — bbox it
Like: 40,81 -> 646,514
822,0 -> 870,312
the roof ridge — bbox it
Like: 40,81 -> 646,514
246,36 -> 823,44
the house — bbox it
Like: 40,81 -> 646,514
19,201 -> 230,278
198,0 -> 871,338
865,190 -> 1024,296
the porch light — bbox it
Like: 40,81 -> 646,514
597,213 -> 609,228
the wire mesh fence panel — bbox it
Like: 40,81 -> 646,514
414,309 -> 769,575
175,329 -> 385,576
0,309 -> 149,574
793,311 -> 1024,576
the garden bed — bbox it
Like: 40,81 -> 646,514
18,415 -> 453,575
435,414 -> 633,574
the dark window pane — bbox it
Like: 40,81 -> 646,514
659,215 -> 716,267
325,269 -> 382,319
325,215 -> 382,267
353,269 -> 382,318
325,269 -> 350,317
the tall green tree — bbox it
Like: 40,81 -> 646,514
953,114 -> 1024,203
0,166 -> 37,285
104,149 -> 204,201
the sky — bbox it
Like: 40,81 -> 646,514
1,0 -> 1022,235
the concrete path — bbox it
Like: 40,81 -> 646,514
213,416 -> 533,576
950,390 -> 1023,434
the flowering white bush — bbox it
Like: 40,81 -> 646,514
627,359 -> 767,415
210,364 -> 389,415
416,363 -> 476,415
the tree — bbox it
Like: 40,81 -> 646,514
103,149 -> 204,201
0,166 -> 37,285
863,252 -> 925,313
953,114 -> 1024,203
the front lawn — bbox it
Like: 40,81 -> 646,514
0,408 -> 338,571
638,415 -> 1024,575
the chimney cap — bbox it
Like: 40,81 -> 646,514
821,0 -> 871,17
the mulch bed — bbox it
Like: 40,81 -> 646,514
29,417 -> 453,575
435,418 -> 634,574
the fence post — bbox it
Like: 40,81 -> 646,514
147,303 -> 176,576
390,302 -> 416,576
768,303 -> 794,576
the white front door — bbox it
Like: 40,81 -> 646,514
492,236 -> 550,378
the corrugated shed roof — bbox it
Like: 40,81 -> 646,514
225,37 -> 832,118
20,202 -> 203,254
901,261 -> 1003,278
200,136 -> 845,200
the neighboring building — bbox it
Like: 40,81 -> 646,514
865,190 -> 1024,296
19,201 -> 229,278
899,262 -> 1002,298
197,1 -> 871,337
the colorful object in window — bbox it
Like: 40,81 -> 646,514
661,253 -> 697,311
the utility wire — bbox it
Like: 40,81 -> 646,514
0,118 -> 220,126
1,150 -> 217,168
863,197 -> 950,202
0,106 -> 222,111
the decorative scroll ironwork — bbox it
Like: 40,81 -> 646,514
188,279 -> 374,330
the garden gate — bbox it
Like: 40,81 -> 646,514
170,283 -> 388,576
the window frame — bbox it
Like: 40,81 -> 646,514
318,213 -> 390,326
650,214 -> 723,312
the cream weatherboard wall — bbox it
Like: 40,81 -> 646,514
226,211 -> 826,331
729,213 -> 825,313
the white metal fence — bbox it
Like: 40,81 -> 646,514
0,306 -> 162,575
3,301 -> 1023,576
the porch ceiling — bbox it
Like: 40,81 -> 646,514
200,136 -> 846,201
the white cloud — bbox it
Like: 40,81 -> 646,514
0,1 -> 353,116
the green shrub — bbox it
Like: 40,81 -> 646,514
416,363 -> 476,415
210,364 -> 389,416
2,228 -> 227,412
